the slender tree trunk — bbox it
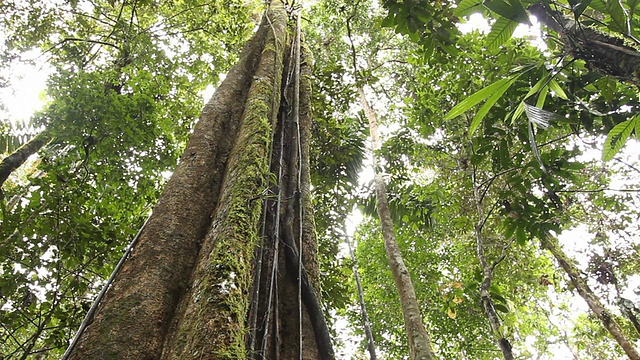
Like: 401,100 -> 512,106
541,236 -> 640,360
471,167 -> 514,360
0,130 -> 52,189
358,87 -> 435,360
345,228 -> 378,360
67,3 -> 333,359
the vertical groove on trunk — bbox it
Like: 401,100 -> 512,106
67,20 -> 269,360
358,87 -> 435,360
541,236 -> 640,360
161,4 -> 288,358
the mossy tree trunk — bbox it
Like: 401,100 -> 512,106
67,2 -> 333,359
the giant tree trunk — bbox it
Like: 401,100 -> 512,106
358,87 -> 435,360
541,236 -> 640,360
67,3 -> 333,359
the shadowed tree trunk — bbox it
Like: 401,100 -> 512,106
66,2 -> 334,359
541,236 -> 640,360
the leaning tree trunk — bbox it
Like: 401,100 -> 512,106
67,2 -> 333,359
541,236 -> 640,360
0,130 -> 52,189
359,87 -> 435,360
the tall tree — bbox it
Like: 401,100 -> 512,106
66,2 -> 334,359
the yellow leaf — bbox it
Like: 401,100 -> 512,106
453,296 -> 463,304
447,307 -> 457,319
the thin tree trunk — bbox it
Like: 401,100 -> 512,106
358,87 -> 435,360
0,130 -> 52,189
471,167 -> 514,360
541,236 -> 640,360
345,227 -> 378,360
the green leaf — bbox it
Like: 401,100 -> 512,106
454,0 -> 484,16
548,79 -> 568,100
536,84 -> 549,108
486,17 -> 518,50
512,72 -> 550,121
507,0 -> 532,24
602,116 -> 638,160
494,303 -> 510,313
589,0 -> 608,13
469,78 -> 517,136
484,0 -> 530,23
468,75 -> 520,136
607,0 -> 628,32
445,74 -> 519,122
628,0 -> 640,17
492,293 -> 507,303
484,0 -> 516,18
516,226 -> 527,244
572,0 -> 593,16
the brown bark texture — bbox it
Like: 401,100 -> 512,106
66,2 -> 333,359
0,130 -> 52,189
359,87 -> 435,360
542,236 -> 640,360
528,2 -> 640,89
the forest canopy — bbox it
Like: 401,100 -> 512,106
1,0 -> 640,359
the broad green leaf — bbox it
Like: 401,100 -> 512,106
628,0 -> 640,17
608,0 -> 629,32
516,225 -> 527,244
589,0 -> 608,13
548,79 -> 568,100
484,0 -> 515,18
454,0 -> 484,16
494,303 -> 510,313
444,74 -> 519,121
469,76 -> 519,137
512,73 -> 550,121
603,115 -> 638,160
507,0 -> 532,24
536,84 -> 549,108
486,17 -> 518,50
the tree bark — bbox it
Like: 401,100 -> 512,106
0,130 -> 52,189
472,167 -> 514,360
359,87 -> 435,360
345,227 -> 378,360
67,14 -> 270,360
541,236 -> 640,360
528,3 -> 640,89
67,2 -> 333,359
